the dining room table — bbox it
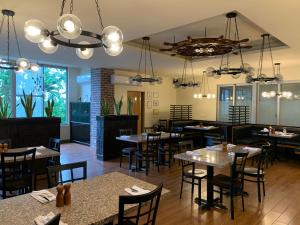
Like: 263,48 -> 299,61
173,144 -> 261,210
0,171 -> 169,225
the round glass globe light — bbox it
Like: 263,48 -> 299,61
57,14 -> 82,39
206,67 -> 215,77
30,63 -> 39,72
16,58 -> 30,70
231,74 -> 241,79
76,41 -> 94,59
24,19 -> 47,43
104,43 -> 123,56
38,37 -> 59,54
101,26 -> 123,47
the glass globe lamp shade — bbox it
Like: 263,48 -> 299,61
198,94 -> 202,99
156,77 -> 163,84
76,41 -> 94,59
57,14 -> 82,39
275,73 -> 283,82
101,26 -> 123,47
16,58 -> 30,70
206,67 -> 215,77
213,74 -> 221,79
38,37 -> 59,54
24,19 -> 47,43
231,74 -> 241,79
193,94 -> 198,99
30,63 -> 39,72
212,94 -> 216,99
245,75 -> 253,83
269,91 -> 277,98
104,43 -> 123,56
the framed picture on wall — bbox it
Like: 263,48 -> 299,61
147,92 -> 152,100
153,92 -> 159,98
153,100 -> 159,107
147,101 -> 152,109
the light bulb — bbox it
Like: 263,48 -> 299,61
101,26 -> 123,47
207,93 -> 212,99
38,37 -> 58,54
193,94 -> 198,99
16,58 -> 30,70
24,19 -> 47,43
104,43 -> 123,56
76,41 -> 94,59
30,63 -> 39,72
198,94 -> 202,99
261,92 -> 268,98
57,14 -> 82,39
212,94 -> 216,99
270,91 -> 276,97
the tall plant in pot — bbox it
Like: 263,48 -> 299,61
45,99 -> 55,117
20,90 -> 36,118
113,96 -> 123,116
0,96 -> 11,119
127,97 -> 134,115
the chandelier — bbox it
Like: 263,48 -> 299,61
130,37 -> 162,84
160,28 -> 251,59
24,0 -> 123,59
246,34 -> 283,83
193,71 -> 216,99
206,12 -> 254,79
173,58 -> 199,88
0,9 -> 38,71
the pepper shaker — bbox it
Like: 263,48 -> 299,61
56,185 -> 64,207
63,184 -> 71,205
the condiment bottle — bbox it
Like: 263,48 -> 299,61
63,184 -> 71,205
3,143 -> 8,152
56,185 -> 64,207
0,143 -> 3,152
222,142 -> 227,152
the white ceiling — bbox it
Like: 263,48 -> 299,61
0,0 -> 300,76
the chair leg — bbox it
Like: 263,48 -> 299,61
241,193 -> 245,212
257,177 -> 261,203
198,178 -> 201,199
180,177 -> 184,199
262,180 -> 266,196
146,156 -> 149,176
128,153 -> 133,170
191,177 -> 195,197
120,155 -> 123,168
230,194 -> 234,220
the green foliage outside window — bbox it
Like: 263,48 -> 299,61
0,69 -> 12,108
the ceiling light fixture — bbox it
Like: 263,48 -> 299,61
193,71 -> 215,99
173,58 -> 199,88
0,9 -> 37,71
130,37 -> 162,85
246,34 -> 283,83
24,0 -> 123,59
205,12 -> 254,79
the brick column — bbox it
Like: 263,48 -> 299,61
90,68 -> 114,147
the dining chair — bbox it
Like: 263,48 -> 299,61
244,144 -> 269,202
135,133 -> 161,176
48,137 -> 61,152
45,214 -> 61,225
119,129 -> 137,170
47,161 -> 87,188
118,183 -> 163,225
178,140 -> 207,199
212,151 -> 249,220
0,148 -> 36,199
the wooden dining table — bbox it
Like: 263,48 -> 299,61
0,172 -> 169,225
174,145 -> 261,210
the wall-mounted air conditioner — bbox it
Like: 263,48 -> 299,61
111,74 -> 141,86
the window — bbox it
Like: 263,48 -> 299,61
14,65 -> 68,124
44,66 -> 67,124
0,69 -> 12,109
218,86 -> 233,122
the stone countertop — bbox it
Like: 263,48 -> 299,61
0,172 -> 169,225
1,147 -> 60,163
174,145 -> 261,168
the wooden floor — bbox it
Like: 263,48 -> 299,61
60,143 -> 300,225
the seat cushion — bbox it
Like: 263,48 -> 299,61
244,167 -> 264,175
185,169 -> 207,178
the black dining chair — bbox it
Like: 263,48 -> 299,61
178,140 -> 207,199
48,137 -> 61,152
45,214 -> 61,225
135,133 -> 161,176
0,148 -> 36,199
47,161 -> 87,188
244,144 -> 269,202
212,151 -> 249,220
119,129 -> 137,170
118,183 -> 163,225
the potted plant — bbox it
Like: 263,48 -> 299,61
45,99 -> 55,117
127,96 -> 134,116
0,96 -> 11,119
101,99 -> 110,116
113,96 -> 123,116
20,90 -> 36,118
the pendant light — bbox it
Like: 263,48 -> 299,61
173,58 -> 199,88
24,0 -> 123,59
0,9 -> 37,71
193,71 -> 216,99
246,34 -> 283,83
206,12 -> 254,79
130,37 -> 162,84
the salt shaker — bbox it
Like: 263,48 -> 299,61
56,185 -> 64,207
63,184 -> 71,205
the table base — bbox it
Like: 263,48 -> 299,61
195,197 -> 227,210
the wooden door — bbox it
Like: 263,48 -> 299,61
127,91 -> 144,133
